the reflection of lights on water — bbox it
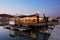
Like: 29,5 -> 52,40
10,30 -> 16,36
29,33 -> 37,39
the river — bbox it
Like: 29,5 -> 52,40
0,25 -> 54,40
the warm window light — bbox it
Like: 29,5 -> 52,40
48,17 -> 53,21
39,18 -> 44,23
39,18 -> 43,20
0,17 -> 2,19
25,17 -> 29,19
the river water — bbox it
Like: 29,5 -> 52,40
0,25 -> 53,40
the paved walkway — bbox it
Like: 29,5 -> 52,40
48,25 -> 60,40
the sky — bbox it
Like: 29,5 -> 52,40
0,0 -> 60,17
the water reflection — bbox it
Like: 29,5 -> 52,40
9,28 -> 50,40
9,29 -> 39,40
0,26 -> 51,40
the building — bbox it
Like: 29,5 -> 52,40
0,14 -> 13,25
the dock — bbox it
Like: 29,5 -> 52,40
4,25 -> 31,31
48,25 -> 60,40
3,22 -> 57,32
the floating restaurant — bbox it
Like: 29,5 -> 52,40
7,13 -> 54,32
1,13 -> 58,40
10,13 -> 50,26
